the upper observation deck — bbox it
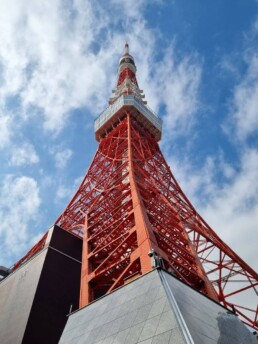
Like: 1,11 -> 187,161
94,95 -> 162,142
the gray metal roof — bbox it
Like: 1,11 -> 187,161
59,269 -> 256,344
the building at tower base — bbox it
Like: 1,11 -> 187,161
0,225 -> 82,344
60,269 -> 256,344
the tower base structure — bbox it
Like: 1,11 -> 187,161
60,269 -> 256,344
0,225 -> 82,344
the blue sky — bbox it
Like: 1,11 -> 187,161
0,0 -> 258,282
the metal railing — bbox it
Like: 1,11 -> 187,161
94,95 -> 162,134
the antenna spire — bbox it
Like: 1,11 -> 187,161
108,43 -> 147,105
125,42 -> 129,54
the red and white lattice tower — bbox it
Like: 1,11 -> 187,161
14,44 -> 258,330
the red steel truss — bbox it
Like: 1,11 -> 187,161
55,114 -> 258,329
11,232 -> 48,270
11,43 -> 258,330
117,67 -> 138,87
117,42 -> 138,88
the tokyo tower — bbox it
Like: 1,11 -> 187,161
10,44 -> 258,332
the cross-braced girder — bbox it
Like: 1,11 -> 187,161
55,113 -> 258,330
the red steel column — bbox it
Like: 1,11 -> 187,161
80,213 -> 91,308
127,114 -> 158,274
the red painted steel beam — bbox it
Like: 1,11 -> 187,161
55,114 -> 258,329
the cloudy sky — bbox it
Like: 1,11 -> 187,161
0,0 -> 258,285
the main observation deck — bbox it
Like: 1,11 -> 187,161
94,95 -> 162,142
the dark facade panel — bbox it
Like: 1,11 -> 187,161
23,244 -> 82,343
48,225 -> 82,262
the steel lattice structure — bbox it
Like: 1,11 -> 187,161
13,44 -> 258,330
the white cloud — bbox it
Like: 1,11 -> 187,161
157,51 -> 201,137
52,147 -> 73,169
56,175 -> 83,201
0,0 -> 113,132
168,148 -> 258,272
0,113 -> 12,149
168,154 -> 216,208
202,149 -> 258,271
0,0 -> 201,138
110,0 -> 146,18
9,142 -> 39,166
0,175 -> 41,266
224,18 -> 258,142
56,185 -> 72,200
229,54 -> 258,140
